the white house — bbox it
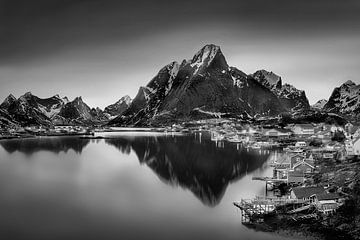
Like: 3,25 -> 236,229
345,140 -> 355,156
350,137 -> 360,156
263,128 -> 293,138
295,141 -> 307,148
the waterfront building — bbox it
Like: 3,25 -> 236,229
291,124 -> 315,136
262,128 -> 293,138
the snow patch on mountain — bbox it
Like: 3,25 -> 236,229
165,62 -> 180,95
190,44 -> 220,74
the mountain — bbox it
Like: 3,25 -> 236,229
252,70 -> 310,112
54,97 -> 107,125
109,44 -> 307,126
104,95 -> 132,119
0,94 -> 17,110
0,108 -> 17,128
4,92 -> 53,126
90,107 -> 109,122
252,70 -> 282,90
312,99 -> 328,110
0,93 -> 109,127
323,80 -> 360,116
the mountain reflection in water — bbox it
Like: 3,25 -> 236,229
0,133 -> 270,207
0,137 -> 90,155
105,132 -> 269,206
0,133 -> 287,240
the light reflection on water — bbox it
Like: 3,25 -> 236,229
0,133 -> 292,240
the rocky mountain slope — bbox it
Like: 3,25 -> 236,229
252,70 -> 310,112
323,80 -> 360,117
312,99 -> 328,110
0,93 -> 110,127
110,44 -> 310,126
104,95 -> 132,119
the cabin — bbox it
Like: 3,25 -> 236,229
315,193 -> 341,215
289,154 -> 305,167
273,153 -> 309,180
292,159 -> 315,173
290,186 -> 326,203
292,124 -> 315,136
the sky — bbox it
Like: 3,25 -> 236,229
0,0 -> 360,109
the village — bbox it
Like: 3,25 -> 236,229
202,121 -> 360,238
0,125 -> 95,139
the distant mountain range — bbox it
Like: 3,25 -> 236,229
0,92 -> 131,127
0,44 -> 358,128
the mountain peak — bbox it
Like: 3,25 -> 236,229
22,92 -> 33,97
0,94 -> 17,109
252,69 -> 282,90
62,97 -> 69,104
6,94 -> 16,101
74,96 -> 83,102
191,44 -> 220,65
341,80 -> 356,87
190,44 -> 227,73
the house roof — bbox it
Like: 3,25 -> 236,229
317,192 -> 340,201
293,160 -> 315,169
292,186 -> 326,199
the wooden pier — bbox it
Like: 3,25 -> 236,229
233,196 -> 306,224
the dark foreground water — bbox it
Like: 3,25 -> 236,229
0,132 -> 292,240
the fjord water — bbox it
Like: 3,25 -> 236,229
0,132 -> 290,240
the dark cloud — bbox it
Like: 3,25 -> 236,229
1,0 -> 359,63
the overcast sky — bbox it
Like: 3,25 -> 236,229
1,0 -> 360,108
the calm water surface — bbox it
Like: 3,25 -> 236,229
0,132 -> 292,240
